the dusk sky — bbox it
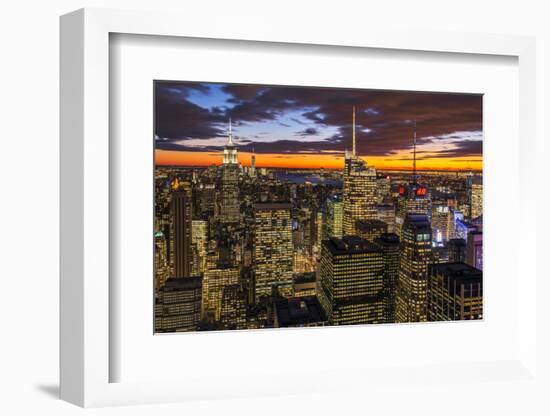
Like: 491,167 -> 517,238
154,81 -> 482,170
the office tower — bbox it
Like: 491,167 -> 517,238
355,219 -> 388,242
376,203 -> 396,233
319,236 -> 385,325
396,184 -> 431,236
447,238 -> 467,263
197,182 -> 216,218
220,284 -> 247,330
470,176 -> 483,219
219,119 -> 240,223
428,262 -> 482,321
395,122 -> 431,236
191,220 -> 207,276
293,272 -> 317,297
171,189 -> 192,278
253,203 -> 294,299
154,230 -> 169,290
203,264 -> 239,320
314,211 -> 324,256
342,107 -> 377,235
273,296 -> 327,328
250,153 -> 256,178
326,195 -> 343,239
376,176 -> 391,203
446,208 -> 464,240
465,231 -> 483,270
431,203 -> 449,245
374,233 -> 400,323
154,277 -> 202,332
396,214 -> 432,323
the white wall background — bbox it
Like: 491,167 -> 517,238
0,0 -> 548,414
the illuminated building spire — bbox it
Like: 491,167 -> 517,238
227,117 -> 234,146
352,106 -> 356,156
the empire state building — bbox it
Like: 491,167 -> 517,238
219,119 -> 240,223
342,107 -> 377,235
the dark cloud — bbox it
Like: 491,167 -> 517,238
155,81 -> 482,159
296,127 -> 319,136
154,82 -> 225,140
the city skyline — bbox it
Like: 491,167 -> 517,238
154,81 -> 483,333
155,81 -> 482,171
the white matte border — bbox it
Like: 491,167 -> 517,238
111,33 -> 517,384
60,7 -> 539,408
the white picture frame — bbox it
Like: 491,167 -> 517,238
60,7 -> 539,408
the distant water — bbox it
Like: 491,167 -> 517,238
276,172 -> 342,187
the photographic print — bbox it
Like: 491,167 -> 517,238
154,81 -> 483,333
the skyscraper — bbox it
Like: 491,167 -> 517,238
325,195 -> 343,239
155,276 -> 202,332
190,220 -> 207,276
431,203 -> 450,244
428,262 -> 483,321
395,122 -> 431,236
355,219 -> 388,242
395,184 -> 431,237
154,230 -> 169,290
319,236 -> 385,325
250,153 -> 256,178
172,188 -> 192,278
342,107 -> 377,235
220,284 -> 247,330
470,176 -> 483,219
203,264 -> 240,321
465,231 -> 483,270
253,203 -> 294,299
219,119 -> 240,223
396,214 -> 432,323
374,233 -> 400,323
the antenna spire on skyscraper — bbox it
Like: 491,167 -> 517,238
413,119 -> 417,184
352,106 -> 356,157
228,117 -> 233,145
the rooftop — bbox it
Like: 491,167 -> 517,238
356,219 -> 388,231
324,236 -> 383,255
253,202 -> 292,211
274,296 -> 327,327
429,262 -> 482,283
162,276 -> 203,291
374,233 -> 400,245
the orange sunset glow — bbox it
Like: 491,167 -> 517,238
155,149 -> 482,172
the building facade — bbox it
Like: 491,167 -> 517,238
374,233 -> 400,323
171,189 -> 192,278
203,265 -> 240,321
325,195 -> 343,239
319,236 -> 386,325
396,214 -> 432,323
428,262 -> 483,321
155,277 -> 202,332
253,203 -> 294,299
220,284 -> 248,330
